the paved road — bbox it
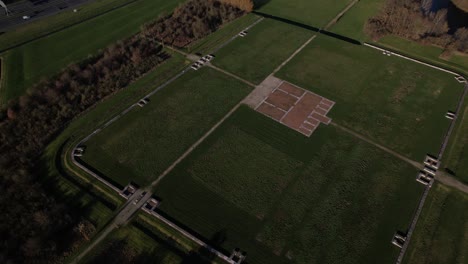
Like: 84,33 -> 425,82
0,0 -> 96,32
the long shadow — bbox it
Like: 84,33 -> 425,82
154,209 -> 232,257
253,0 -> 271,9
252,11 -> 361,45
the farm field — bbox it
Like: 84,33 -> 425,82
403,184 -> 468,264
0,0 -> 137,51
0,0 -> 184,103
276,35 -> 462,161
80,67 -> 252,187
212,18 -> 313,84
154,106 -> 423,264
81,222 -> 187,263
256,0 -> 352,28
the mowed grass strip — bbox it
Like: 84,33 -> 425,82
154,106 -> 423,264
403,184 -> 468,264
277,35 -> 462,161
81,67 -> 252,186
0,0 -> 184,103
212,18 -> 313,84
256,0 -> 352,28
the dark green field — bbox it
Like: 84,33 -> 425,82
0,0 -> 184,103
212,18 -> 313,84
154,106 -> 423,264
81,67 -> 252,187
403,184 -> 468,264
256,0 -> 351,28
277,35 -> 462,161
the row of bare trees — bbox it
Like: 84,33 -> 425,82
143,0 -> 249,48
366,0 -> 468,53
0,0 -> 255,261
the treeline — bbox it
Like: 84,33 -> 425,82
0,23 -> 169,264
143,0 -> 250,48
366,0 -> 468,54
0,0 -> 252,262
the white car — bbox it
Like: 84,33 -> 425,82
22,16 -> 30,20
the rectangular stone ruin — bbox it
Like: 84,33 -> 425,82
424,155 -> 440,170
120,183 -> 137,199
392,232 -> 407,248
445,111 -> 456,120
416,171 -> 433,186
229,248 -> 246,264
143,198 -> 160,213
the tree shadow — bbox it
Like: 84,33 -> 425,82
181,230 -> 228,264
253,0 -> 271,9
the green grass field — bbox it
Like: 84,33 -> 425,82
403,184 -> 468,264
80,67 -> 252,187
276,35 -> 462,161
154,106 -> 423,264
0,0 -> 184,103
330,0 -> 385,41
212,19 -> 312,84
378,36 -> 468,75
256,0 -> 352,28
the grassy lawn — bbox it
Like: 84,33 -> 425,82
188,14 -> 261,55
154,106 -> 423,264
403,184 -> 468,264
256,0 -> 352,28
330,0 -> 385,41
212,18 -> 313,84
80,67 -> 252,187
276,35 -> 462,161
0,0 -> 136,51
0,0 -> 184,104
443,97 -> 468,184
378,36 -> 468,75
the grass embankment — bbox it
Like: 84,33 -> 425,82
81,67 -> 252,187
256,0 -> 352,28
213,18 -> 312,84
277,35 -> 462,161
403,183 -> 468,264
154,106 -> 423,264
0,0 -> 184,103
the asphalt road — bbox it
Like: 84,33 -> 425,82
0,0 -> 96,32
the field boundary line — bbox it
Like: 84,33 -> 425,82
330,122 -> 422,169
363,43 -> 462,76
207,64 -> 256,87
150,101 -> 243,187
322,0 -> 360,30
